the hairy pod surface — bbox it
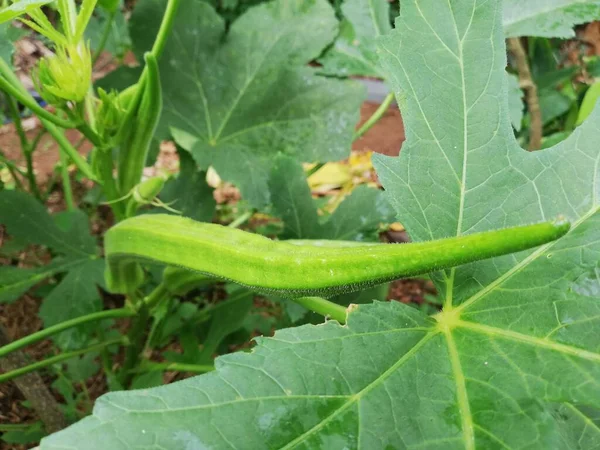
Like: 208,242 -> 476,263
104,214 -> 570,297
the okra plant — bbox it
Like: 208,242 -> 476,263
0,0 -> 599,448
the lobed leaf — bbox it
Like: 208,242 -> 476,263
0,191 -> 103,350
40,0 -> 600,447
127,0 -> 365,207
0,191 -> 96,257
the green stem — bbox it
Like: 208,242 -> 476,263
0,149 -> 25,189
0,337 -> 125,383
92,9 -> 116,64
59,145 -> 75,210
5,95 -> 42,199
41,119 -> 96,180
119,302 -> 149,387
75,121 -> 102,148
132,362 -> 214,374
30,128 -> 47,154
0,308 -> 135,358
306,162 -> 325,178
144,282 -> 170,309
353,92 -> 394,140
306,92 -> 395,178
151,0 -> 181,60
0,67 -> 76,129
114,0 -> 180,153
292,297 -> 347,323
95,149 -> 124,219
228,210 -> 254,229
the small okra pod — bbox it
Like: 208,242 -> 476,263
104,214 -> 570,297
117,52 -> 163,200
124,175 -> 167,218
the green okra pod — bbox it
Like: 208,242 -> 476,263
117,53 -> 162,199
104,214 -> 570,297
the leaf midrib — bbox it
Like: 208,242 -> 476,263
279,331 -> 437,449
455,204 -> 600,315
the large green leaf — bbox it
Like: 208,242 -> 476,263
319,0 -> 391,78
503,0 -> 600,38
0,191 -> 96,257
128,0 -> 364,207
40,0 -> 600,448
0,191 -> 104,349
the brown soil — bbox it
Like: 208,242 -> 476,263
353,102 -> 404,157
1,121 -> 93,186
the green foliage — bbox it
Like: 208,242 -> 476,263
504,0 -> 600,38
0,191 -> 105,350
158,150 -> 215,222
319,0 -> 391,78
0,0 -> 53,25
85,8 -> 131,58
269,153 -> 394,240
129,0 -> 365,207
506,72 -> 524,131
0,0 -> 599,447
0,22 -> 27,63
39,0 -> 600,448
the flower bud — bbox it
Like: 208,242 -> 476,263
34,44 -> 92,105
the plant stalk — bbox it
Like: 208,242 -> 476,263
292,297 -> 347,323
59,144 -> 75,210
0,73 -> 76,129
132,362 -> 215,374
353,91 -> 395,140
41,119 -> 96,180
0,337 -> 125,383
0,308 -> 135,358
228,210 -> 254,229
508,37 -> 542,151
144,282 -> 170,309
308,91 -> 395,177
0,150 -> 25,188
5,95 -> 42,199
151,0 -> 181,60
119,302 -> 149,387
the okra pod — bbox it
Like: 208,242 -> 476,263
117,53 -> 162,199
104,214 -> 570,297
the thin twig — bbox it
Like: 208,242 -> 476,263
5,95 -> 42,199
507,37 -> 542,151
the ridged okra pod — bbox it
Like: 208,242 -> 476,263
117,53 -> 162,200
104,214 -> 570,297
